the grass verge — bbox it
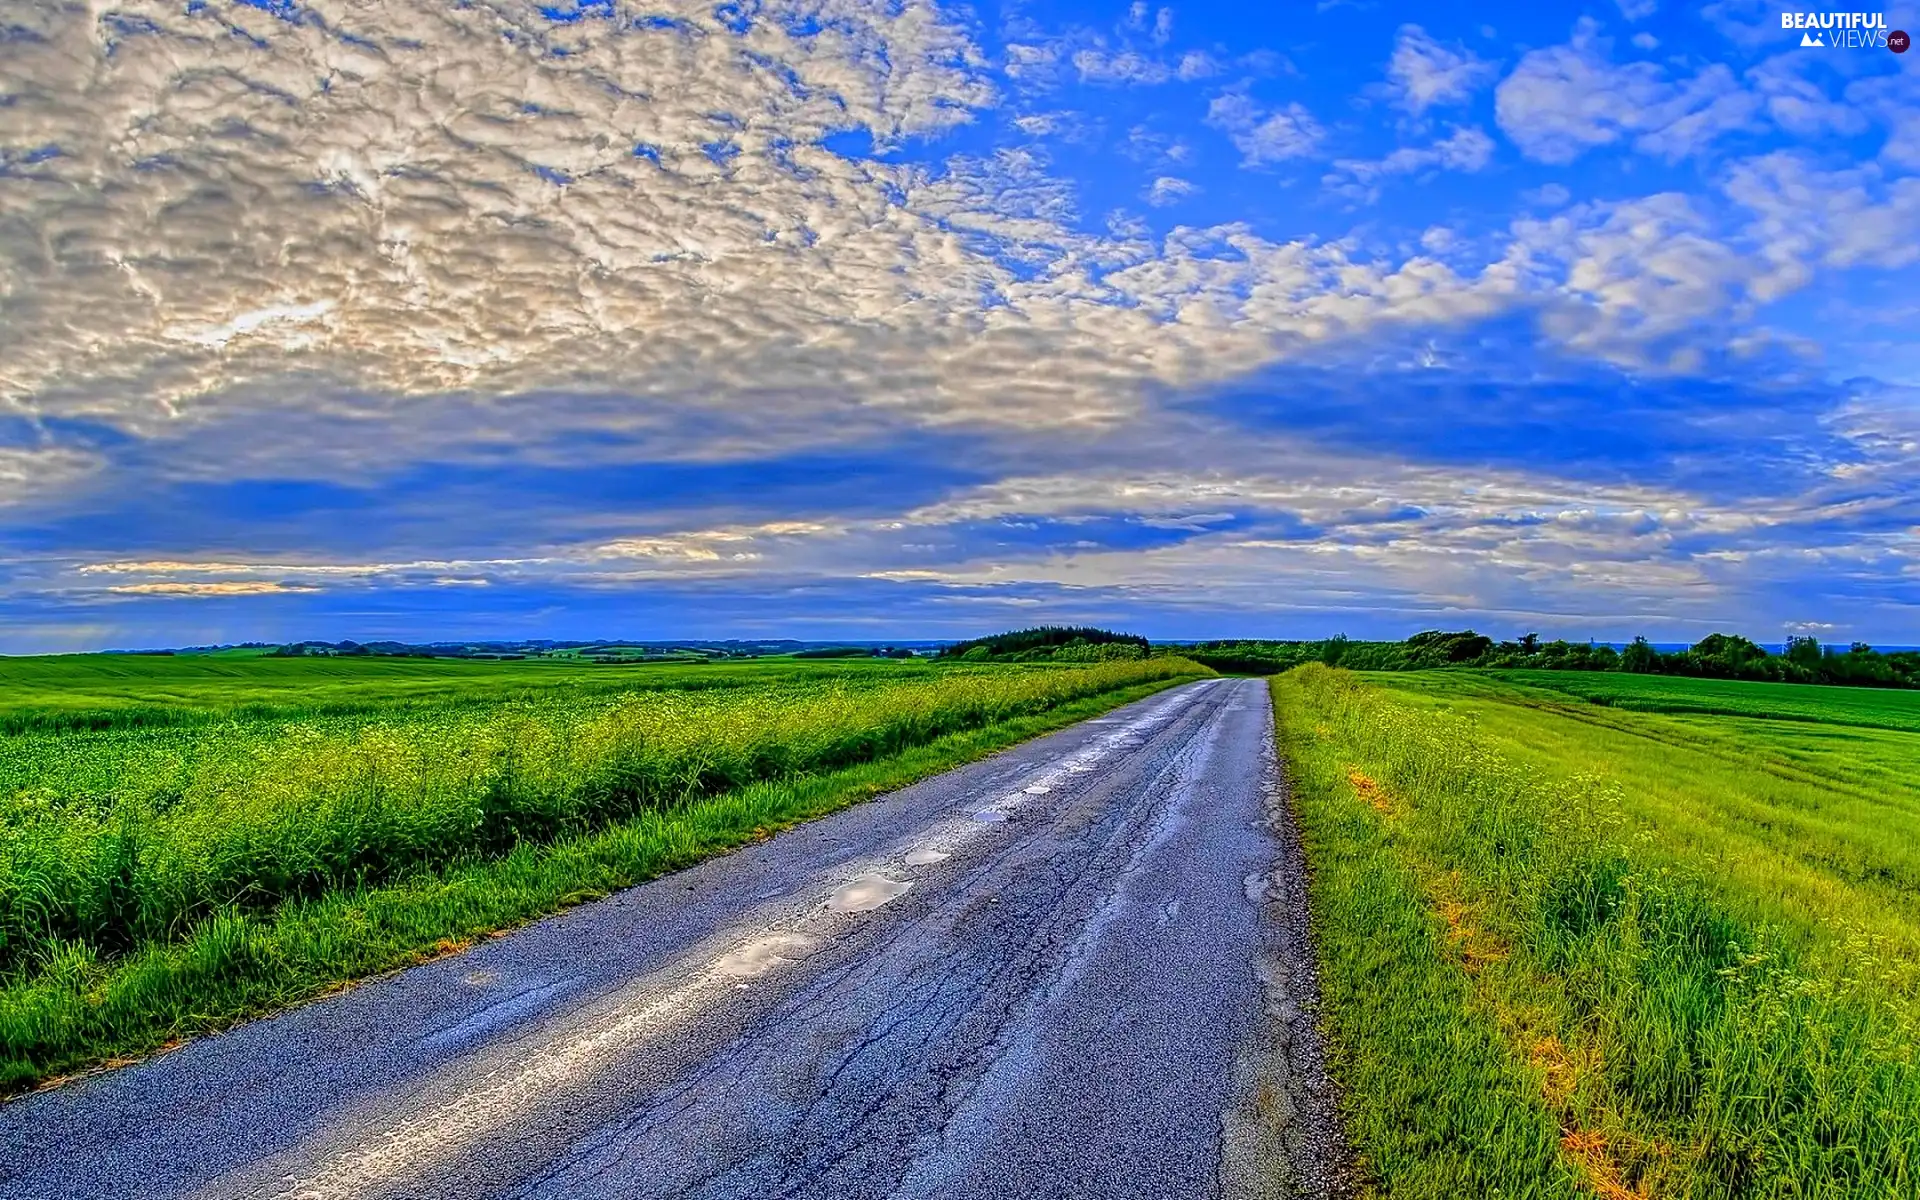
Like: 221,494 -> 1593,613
1275,665 -> 1919,1199
2,675 -> 1196,1096
2,659 -> 1196,979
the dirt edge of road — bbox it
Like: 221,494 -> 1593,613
1219,684 -> 1358,1200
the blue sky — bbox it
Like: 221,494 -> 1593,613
2,0 -> 1917,651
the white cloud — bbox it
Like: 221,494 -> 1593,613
1724,153 -> 1920,287
105,581 -> 324,597
1506,193 -> 1767,365
54,427 -> 1913,638
1495,20 -> 1763,163
1501,158 -> 1920,370
1845,69 -> 1920,171
1207,91 -> 1326,167
1011,110 -> 1087,138
1700,0 -> 1785,51
1616,0 -> 1658,21
1072,48 -> 1172,86
1746,54 -> 1869,139
856,457 -> 1843,629
0,446 -> 104,506
0,0 -> 1543,506
1004,40 -> 1064,83
1523,183 -> 1574,208
78,557 -> 551,578
72,524 -> 835,593
4,0 -> 1898,561
1140,5 -> 1175,46
1386,25 -> 1496,115
1325,126 -> 1495,203
1121,125 -> 1194,166
1145,176 -> 1198,206
2,0 -> 1036,432
1177,51 -> 1222,81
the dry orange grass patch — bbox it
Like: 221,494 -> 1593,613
1425,871 -> 1508,975
1559,1128 -> 1650,1200
1346,767 -> 1396,817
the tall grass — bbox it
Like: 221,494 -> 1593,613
0,674 -> 1197,1093
1277,665 -> 1919,1198
0,660 -> 1197,983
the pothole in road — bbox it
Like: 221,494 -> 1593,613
904,847 -> 951,866
1024,783 -> 1052,794
828,873 -> 915,913
971,809 -> 1009,824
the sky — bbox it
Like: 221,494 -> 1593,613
2,0 -> 1918,653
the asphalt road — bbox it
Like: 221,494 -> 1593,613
0,677 -> 1348,1200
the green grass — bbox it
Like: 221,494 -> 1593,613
0,655 -> 1207,1093
1275,666 -> 1920,1199
1482,670 -> 1920,734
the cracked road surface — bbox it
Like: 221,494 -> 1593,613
0,677 -> 1347,1200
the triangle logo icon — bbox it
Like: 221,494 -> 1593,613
1800,30 -> 1824,45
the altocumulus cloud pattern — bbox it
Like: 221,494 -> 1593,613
1,0 -> 1917,649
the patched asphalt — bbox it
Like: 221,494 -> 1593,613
0,677 -> 1350,1200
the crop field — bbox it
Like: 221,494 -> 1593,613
0,654 -> 1206,1092
1274,666 -> 1920,1198
0,653 -> 929,734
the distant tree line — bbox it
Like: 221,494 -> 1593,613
792,646 -> 919,659
272,640 -> 439,658
937,626 -> 1150,663
1180,631 -> 1920,689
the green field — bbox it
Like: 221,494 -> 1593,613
1486,669 -> 1920,733
0,653 -> 1207,1092
1275,666 -> 1920,1198
0,653 -> 932,734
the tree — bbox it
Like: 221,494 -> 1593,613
1785,636 -> 1823,668
1405,630 -> 1495,666
1693,633 -> 1764,663
1620,637 -> 1659,674
1518,632 -> 1541,654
